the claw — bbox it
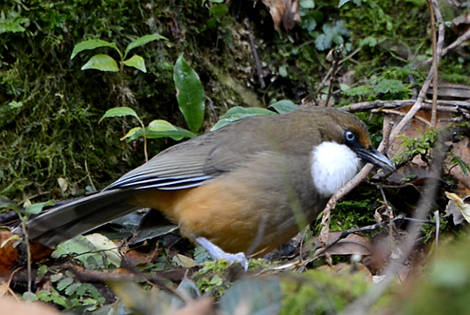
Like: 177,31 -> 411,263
196,237 -> 249,270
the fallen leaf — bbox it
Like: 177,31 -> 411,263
313,232 -> 372,256
57,178 -> 68,193
383,105 -> 470,192
445,192 -> 470,224
261,0 -> 301,33
172,254 -> 196,268
52,233 -> 121,269
0,231 -> 19,277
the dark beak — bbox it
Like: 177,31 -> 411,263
357,147 -> 395,171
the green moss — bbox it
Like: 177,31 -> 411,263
281,268 -> 369,314
0,0 -> 218,201
397,233 -> 470,314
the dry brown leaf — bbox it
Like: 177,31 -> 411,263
445,192 -> 470,224
0,231 -> 19,277
383,105 -> 470,191
313,232 -> 372,256
261,0 -> 300,33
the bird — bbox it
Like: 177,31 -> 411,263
19,106 -> 394,267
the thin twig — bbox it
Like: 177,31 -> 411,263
427,0 -> 438,126
313,46 -> 361,99
422,20 -> 470,65
319,161 -> 377,245
247,30 -> 265,89
65,263 -> 187,303
19,215 -> 32,293
7,268 -> 22,301
372,108 -> 432,127
205,96 -> 218,123
319,124 -> 394,245
440,27 -> 470,58
342,131 -> 447,315
317,215 -> 434,258
434,210 -> 440,248
84,160 -> 97,192
388,0 -> 445,143
325,48 -> 343,107
340,99 -> 470,113
382,120 -> 394,153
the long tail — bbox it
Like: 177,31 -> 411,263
17,189 -> 138,248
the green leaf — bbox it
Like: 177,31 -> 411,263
99,107 -> 140,123
360,36 -> 378,47
24,200 -> 54,215
8,101 -> 23,109
338,0 -> 352,7
451,155 -> 470,175
221,106 -> 276,119
71,39 -> 120,60
50,273 -> 63,282
279,65 -> 288,77
338,0 -> 362,8
23,291 -> 38,302
301,17 -> 317,32
37,265 -> 48,278
209,4 -> 229,19
173,55 -> 205,132
57,277 -> 74,291
0,195 -> 16,210
120,127 -> 143,141
146,120 -> 196,140
120,120 -> 196,141
300,0 -> 315,9
64,283 -> 80,296
148,119 -> 178,131
122,55 -> 146,72
1,234 -> 21,248
52,234 -> 121,269
315,33 -> 331,51
211,106 -> 275,131
373,79 -> 404,95
124,34 -> 167,57
269,100 -> 298,114
0,12 -> 29,34
81,54 -> 119,72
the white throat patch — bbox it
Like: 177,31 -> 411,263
311,141 -> 361,196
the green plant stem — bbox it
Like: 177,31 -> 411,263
18,212 -> 32,293
136,118 -> 148,162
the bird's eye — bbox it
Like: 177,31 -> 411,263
345,131 -> 356,142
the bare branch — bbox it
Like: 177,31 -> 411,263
342,132 -> 447,315
388,0 -> 445,142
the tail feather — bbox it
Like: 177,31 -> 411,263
17,189 -> 138,248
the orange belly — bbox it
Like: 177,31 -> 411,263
131,179 -> 299,256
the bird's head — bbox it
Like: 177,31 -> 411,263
309,108 -> 394,196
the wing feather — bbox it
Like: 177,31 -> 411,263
105,113 -> 291,191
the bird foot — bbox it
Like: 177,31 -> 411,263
195,237 -> 248,271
